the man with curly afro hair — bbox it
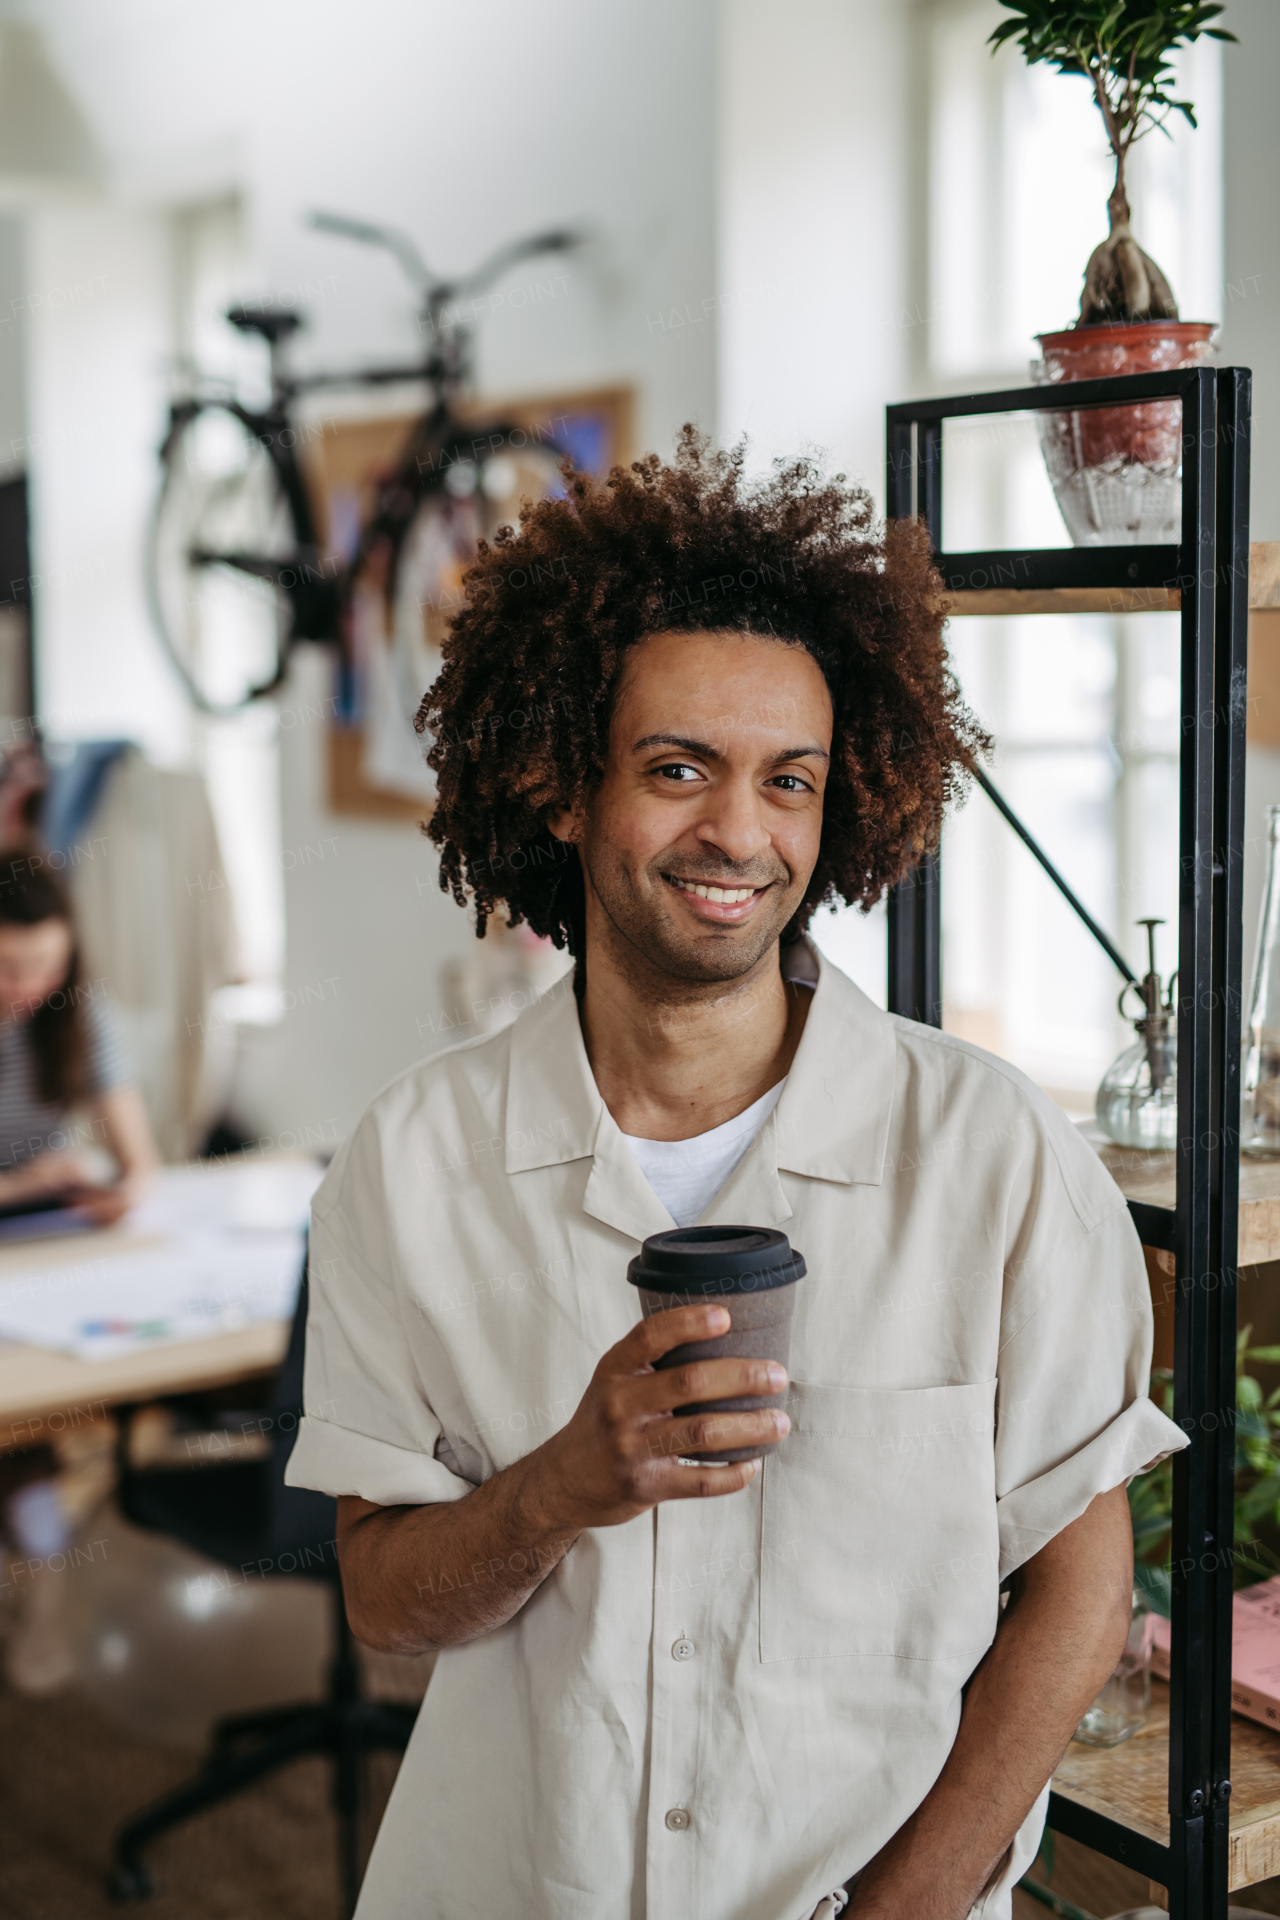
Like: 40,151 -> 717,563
290,432 -> 1183,1920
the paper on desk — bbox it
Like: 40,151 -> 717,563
0,1233 -> 307,1360
126,1157 -> 325,1239
0,1157 -> 325,1361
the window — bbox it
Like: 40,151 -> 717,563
813,0 -> 1221,1111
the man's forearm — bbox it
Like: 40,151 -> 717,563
338,1445 -> 581,1654
849,1485 -> 1134,1920
336,1305 -> 783,1654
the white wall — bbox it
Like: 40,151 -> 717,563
716,0 -> 912,499
27,204 -> 184,750
1216,0 -> 1280,981
1219,0 -> 1280,543
21,0 -> 720,1142
713,0 -> 915,1008
230,643 -> 487,1145
0,215 -> 26,471
30,0 -> 718,454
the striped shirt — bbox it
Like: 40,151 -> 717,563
0,994 -> 134,1171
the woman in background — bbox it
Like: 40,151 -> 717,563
0,854 -> 157,1225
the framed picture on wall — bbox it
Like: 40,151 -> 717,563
301,385 -> 633,821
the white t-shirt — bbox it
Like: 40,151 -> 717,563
621,1079 -> 786,1227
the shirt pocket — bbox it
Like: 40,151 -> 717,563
760,1379 -> 999,1664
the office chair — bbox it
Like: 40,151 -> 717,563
106,1267 -> 419,1915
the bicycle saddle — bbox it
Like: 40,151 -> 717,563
225,305 -> 304,344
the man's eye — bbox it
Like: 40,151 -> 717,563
770,774 -> 812,792
655,763 -> 701,783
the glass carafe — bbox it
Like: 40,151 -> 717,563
1073,1587 -> 1154,1747
1244,807 -> 1280,1157
1095,920 -> 1178,1151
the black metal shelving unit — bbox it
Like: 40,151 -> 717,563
885,364 -> 1251,1920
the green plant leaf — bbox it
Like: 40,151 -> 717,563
987,0 -> 1237,161
1237,1480 -> 1280,1523
1135,1560 -> 1172,1618
1131,1355 -> 1280,1602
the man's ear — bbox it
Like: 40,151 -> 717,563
547,805 -> 584,845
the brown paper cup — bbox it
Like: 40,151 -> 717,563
635,1282 -> 796,1464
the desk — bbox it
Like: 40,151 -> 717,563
0,1315 -> 288,1449
0,1157 -> 319,1454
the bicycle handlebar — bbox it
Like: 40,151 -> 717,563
307,209 -> 581,311
308,210 -> 433,293
447,228 -> 579,302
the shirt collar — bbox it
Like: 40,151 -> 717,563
773,939 -> 897,1188
502,936 -> 898,1196
504,969 -> 600,1174
503,974 -> 674,1240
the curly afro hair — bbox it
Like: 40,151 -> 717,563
419,427 -> 988,955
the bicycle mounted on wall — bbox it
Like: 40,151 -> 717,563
146,213 -> 579,715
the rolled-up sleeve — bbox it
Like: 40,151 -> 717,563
285,1127 -> 474,1509
994,1198 -> 1187,1581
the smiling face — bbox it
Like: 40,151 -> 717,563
552,629 -> 833,984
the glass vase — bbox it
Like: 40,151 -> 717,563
1095,918 -> 1178,1151
1032,322 -> 1214,547
1073,1588 -> 1154,1748
1096,1030 -> 1178,1151
1243,806 -> 1280,1158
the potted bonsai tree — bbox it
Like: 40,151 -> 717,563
989,2 -> 1236,545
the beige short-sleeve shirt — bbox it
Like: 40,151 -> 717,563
288,943 -> 1186,1920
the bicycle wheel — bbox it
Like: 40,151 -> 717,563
364,440 -> 565,798
147,403 -> 300,714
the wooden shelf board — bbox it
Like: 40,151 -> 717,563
942,541 -> 1280,618
946,587 -> 1180,617
1052,1683 -> 1172,1854
1082,1125 -> 1280,1268
1251,542 -> 1280,610
1052,1680 -> 1280,1890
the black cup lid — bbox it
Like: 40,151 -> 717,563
627,1225 -> 805,1296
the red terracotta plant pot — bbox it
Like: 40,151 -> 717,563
1033,321 -> 1215,545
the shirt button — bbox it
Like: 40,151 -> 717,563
672,1637 -> 696,1661
665,1807 -> 691,1832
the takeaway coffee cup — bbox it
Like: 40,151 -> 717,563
626,1225 -> 805,1464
